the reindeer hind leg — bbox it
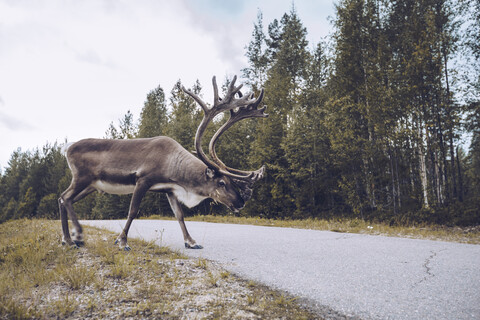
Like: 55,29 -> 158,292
69,186 -> 96,246
59,196 -> 73,246
59,181 -> 93,247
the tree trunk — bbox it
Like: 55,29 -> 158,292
434,150 -> 444,205
456,146 -> 463,201
389,144 -> 397,215
443,48 -> 458,201
394,145 -> 402,210
417,122 -> 429,208
436,113 -> 449,204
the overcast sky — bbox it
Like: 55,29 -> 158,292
0,0 -> 335,169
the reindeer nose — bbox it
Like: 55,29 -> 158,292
230,202 -> 244,213
234,203 -> 245,212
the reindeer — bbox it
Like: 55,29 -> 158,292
59,76 -> 267,250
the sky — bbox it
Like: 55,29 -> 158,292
0,0 -> 335,169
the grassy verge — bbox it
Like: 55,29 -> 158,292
0,219 -> 319,319
145,214 -> 480,244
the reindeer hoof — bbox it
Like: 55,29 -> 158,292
185,243 -> 203,249
73,240 -> 85,247
114,239 -> 130,251
62,240 -> 79,249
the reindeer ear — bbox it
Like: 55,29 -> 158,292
205,168 -> 215,179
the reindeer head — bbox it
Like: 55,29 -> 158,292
182,76 -> 268,212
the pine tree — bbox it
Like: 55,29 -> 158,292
283,42 -> 336,218
328,0 -> 383,217
2,198 -> 18,222
167,80 -> 203,150
247,7 -> 310,218
119,110 -> 137,139
138,85 -> 168,138
15,187 -> 36,219
2,149 -> 30,203
243,10 -> 269,90
105,110 -> 137,139
37,193 -> 59,219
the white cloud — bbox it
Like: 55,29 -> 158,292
0,110 -> 36,131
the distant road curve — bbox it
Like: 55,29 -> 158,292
82,219 -> 480,320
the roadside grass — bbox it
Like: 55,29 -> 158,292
146,214 -> 480,244
0,219 -> 319,319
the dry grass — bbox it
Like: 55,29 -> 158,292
0,219 -> 320,319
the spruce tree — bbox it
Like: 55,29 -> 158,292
243,10 -> 269,90
328,0 -> 382,217
138,85 -> 167,138
247,8 -> 310,218
283,42 -> 334,218
167,80 -> 203,150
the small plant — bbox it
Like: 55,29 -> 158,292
246,294 -> 256,306
152,245 -> 171,256
136,282 -> 157,297
49,293 -> 78,319
85,296 -> 98,313
109,255 -> 135,279
89,239 -> 117,265
93,273 -> 106,291
206,272 -> 218,287
0,297 -> 37,320
274,294 -> 297,307
56,265 -> 96,290
195,257 -> 208,269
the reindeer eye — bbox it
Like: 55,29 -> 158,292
218,180 -> 226,188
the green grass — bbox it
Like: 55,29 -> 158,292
0,219 -> 76,319
56,265 -> 96,289
0,219 -> 320,319
145,214 -> 480,244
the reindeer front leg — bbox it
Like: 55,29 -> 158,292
115,182 -> 149,251
167,193 -> 203,249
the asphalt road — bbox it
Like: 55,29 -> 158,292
82,219 -> 480,319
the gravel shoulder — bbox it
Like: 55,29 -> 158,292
0,219 -> 321,319
83,219 -> 480,320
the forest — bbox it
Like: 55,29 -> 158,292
1,0 -> 479,226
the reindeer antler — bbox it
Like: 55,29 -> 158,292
209,89 -> 267,180
182,76 -> 267,183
